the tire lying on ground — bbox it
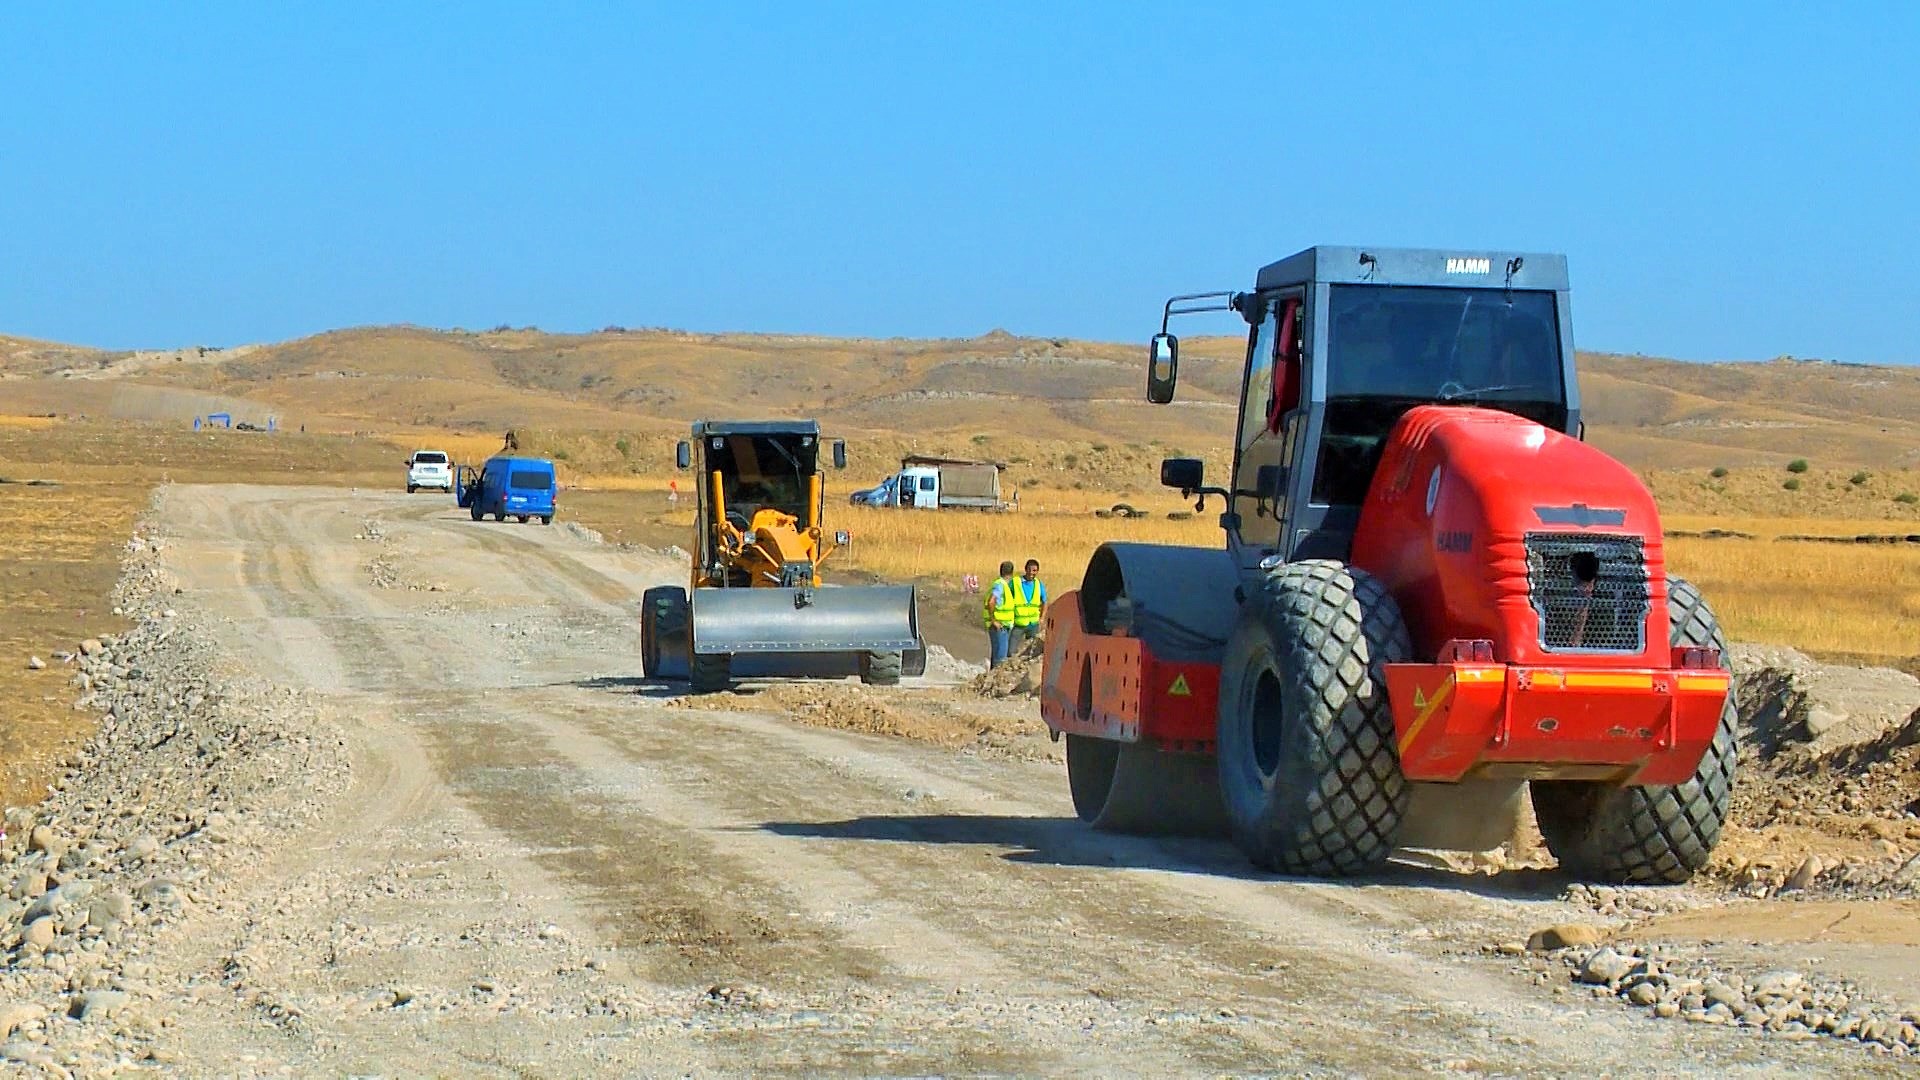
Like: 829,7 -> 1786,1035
1215,560 -> 1412,875
1531,575 -> 1737,884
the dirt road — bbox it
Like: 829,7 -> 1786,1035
5,485 -> 1906,1075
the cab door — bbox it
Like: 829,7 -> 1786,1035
1229,290 -> 1306,560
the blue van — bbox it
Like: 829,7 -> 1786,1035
458,455 -> 557,524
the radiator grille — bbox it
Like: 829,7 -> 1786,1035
1525,532 -> 1649,653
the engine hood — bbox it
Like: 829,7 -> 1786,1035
1350,406 -> 1667,666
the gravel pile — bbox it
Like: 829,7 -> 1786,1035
1705,646 -> 1920,899
1541,942 -> 1920,1055
1721,850 -> 1920,901
970,636 -> 1043,699
0,519 -> 348,1070
1732,644 -> 1920,764
920,644 -> 984,685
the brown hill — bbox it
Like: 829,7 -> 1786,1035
4,327 -> 1916,479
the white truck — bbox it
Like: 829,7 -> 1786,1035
850,455 -> 1008,511
405,449 -> 454,493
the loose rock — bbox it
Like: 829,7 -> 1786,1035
1783,855 -> 1823,892
20,916 -> 56,950
1576,947 -> 1633,986
69,990 -> 129,1022
1527,924 -> 1605,952
0,1005 -> 37,1041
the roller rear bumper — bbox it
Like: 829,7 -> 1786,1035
1382,662 -> 1729,785
1040,589 -> 1730,786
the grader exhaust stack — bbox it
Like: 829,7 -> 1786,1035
641,420 -> 925,691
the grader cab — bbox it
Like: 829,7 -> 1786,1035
1042,247 -> 1737,884
641,420 -> 925,692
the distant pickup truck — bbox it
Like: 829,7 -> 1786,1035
405,450 -> 454,493
849,455 -> 1009,511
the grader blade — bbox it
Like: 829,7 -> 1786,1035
690,585 -> 920,656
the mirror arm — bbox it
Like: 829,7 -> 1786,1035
1182,484 -> 1232,511
1160,290 -> 1242,334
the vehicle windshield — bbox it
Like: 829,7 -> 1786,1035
1328,285 -> 1563,402
1313,285 -> 1568,505
713,434 -> 814,520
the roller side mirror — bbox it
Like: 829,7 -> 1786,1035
1160,457 -> 1204,491
1147,334 -> 1179,404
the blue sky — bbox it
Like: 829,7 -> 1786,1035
2,4 -> 1916,363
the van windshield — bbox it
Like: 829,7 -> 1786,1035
509,470 -> 553,491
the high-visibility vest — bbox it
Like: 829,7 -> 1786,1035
985,576 -> 1018,628
1011,578 -> 1045,627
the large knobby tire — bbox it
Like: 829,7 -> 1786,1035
1531,575 -> 1738,884
690,650 -> 732,693
858,650 -> 903,686
1216,560 -> 1413,875
640,587 -> 689,682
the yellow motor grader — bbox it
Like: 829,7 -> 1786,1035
641,420 -> 925,692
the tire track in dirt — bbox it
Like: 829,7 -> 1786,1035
563,702 -> 1714,1073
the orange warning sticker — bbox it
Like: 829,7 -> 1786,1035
1168,673 -> 1192,697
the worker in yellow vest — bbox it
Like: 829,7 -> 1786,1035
1012,558 -> 1047,646
983,560 -> 1018,668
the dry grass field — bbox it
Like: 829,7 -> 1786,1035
0,480 -> 147,809
1652,467 -> 1920,520
0,420 -> 403,808
1667,535 -> 1919,667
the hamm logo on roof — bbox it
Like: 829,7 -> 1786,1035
1445,257 -> 1492,275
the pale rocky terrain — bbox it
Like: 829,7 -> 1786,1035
2,485 -> 1917,1075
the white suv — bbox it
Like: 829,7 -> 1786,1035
406,450 -> 453,493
